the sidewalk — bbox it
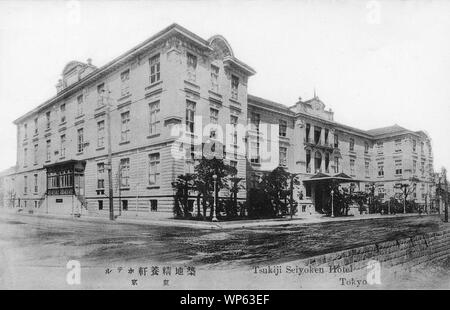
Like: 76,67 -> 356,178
0,207 -> 437,229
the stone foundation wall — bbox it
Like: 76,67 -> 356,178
302,229 -> 450,272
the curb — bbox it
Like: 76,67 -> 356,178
0,208 -> 440,230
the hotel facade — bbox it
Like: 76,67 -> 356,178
0,24 -> 436,218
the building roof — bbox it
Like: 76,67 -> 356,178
247,94 -> 294,114
0,166 -> 17,177
248,94 -> 428,141
366,124 -> 409,136
13,23 -> 255,125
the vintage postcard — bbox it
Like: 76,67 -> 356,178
0,0 -> 449,294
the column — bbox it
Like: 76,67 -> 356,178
320,127 -> 325,146
320,151 -> 325,172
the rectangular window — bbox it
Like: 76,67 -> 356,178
421,141 -> 424,154
395,139 -> 402,153
149,54 -> 160,84
120,69 -> 130,96
120,112 -> 130,142
24,176 -> 28,194
149,101 -> 160,135
148,153 -> 160,185
279,120 -> 287,137
97,83 -> 105,106
334,157 -> 339,173
98,200 -> 103,210
305,124 -> 311,143
23,148 -> 27,167
33,144 -> 38,165
378,186 -> 385,199
364,142 -> 369,154
60,104 -> 66,123
365,161 -> 370,177
122,200 -> 128,211
34,118 -> 38,135
60,135 -> 66,158
349,138 -> 355,152
314,127 -> 321,144
46,140 -> 51,161
150,199 -> 158,212
97,163 -> 105,189
77,94 -> 83,116
250,140 -> 260,164
350,158 -> 355,176
376,141 -> 384,154
395,160 -> 402,175
378,162 -> 384,177
250,113 -> 260,132
421,161 -> 425,176
250,173 -> 260,188
231,75 -> 239,100
334,133 -> 339,148
97,121 -> 105,148
46,111 -> 51,129
187,53 -> 197,82
412,139 -> 417,152
77,128 -> 84,153
413,160 -> 417,174
120,158 -> 130,188
210,108 -> 219,124
34,174 -> 38,193
211,64 -> 219,92
23,123 -> 28,140
306,150 -> 311,173
230,160 -> 237,169
186,100 -> 196,133
231,115 -> 238,145
279,146 -> 287,167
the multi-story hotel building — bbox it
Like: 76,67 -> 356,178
247,95 -> 435,214
1,24 -> 436,218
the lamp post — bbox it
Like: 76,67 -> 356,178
212,174 -> 218,222
331,189 -> 335,218
289,173 -> 301,220
230,177 -> 243,216
441,168 -> 449,223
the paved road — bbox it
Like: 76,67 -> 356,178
1,212 -> 449,289
0,212 -> 447,268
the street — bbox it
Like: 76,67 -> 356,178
0,212 -> 449,289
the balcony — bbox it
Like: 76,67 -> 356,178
303,138 -> 335,150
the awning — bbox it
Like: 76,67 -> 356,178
303,172 -> 364,183
44,159 -> 86,173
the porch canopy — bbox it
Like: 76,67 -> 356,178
303,172 -> 364,185
302,172 -> 364,213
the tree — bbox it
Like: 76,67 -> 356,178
325,181 -> 369,217
394,177 -> 419,214
260,167 -> 291,216
247,188 -> 273,218
366,182 -> 383,214
193,157 -> 237,219
171,174 -> 195,218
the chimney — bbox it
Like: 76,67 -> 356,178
56,79 -> 63,93
87,58 -> 92,66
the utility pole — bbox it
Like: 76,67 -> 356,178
443,168 -> 448,223
104,89 -> 114,221
289,173 -> 300,219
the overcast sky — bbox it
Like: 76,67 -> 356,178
0,0 -> 449,173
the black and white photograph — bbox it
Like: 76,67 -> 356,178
0,0 -> 449,293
